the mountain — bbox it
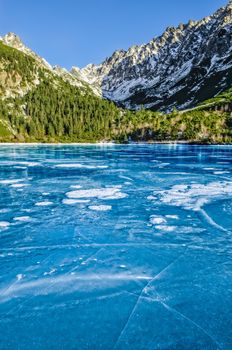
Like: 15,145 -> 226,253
75,1 -> 232,112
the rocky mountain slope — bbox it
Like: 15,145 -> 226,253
0,32 -> 97,96
75,0 -> 232,112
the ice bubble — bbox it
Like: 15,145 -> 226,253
55,163 -> 108,169
35,201 -> 53,206
0,209 -> 10,214
16,274 -> 24,281
62,199 -> 90,205
155,225 -> 177,232
0,161 -> 40,167
150,216 -> 166,225
147,195 -> 156,200
119,265 -> 127,269
66,187 -> 127,200
165,215 -> 179,219
89,205 -> 112,211
18,162 -> 40,167
0,221 -> 10,228
214,171 -> 230,175
10,184 -> 29,188
119,175 -> 133,181
44,268 -> 56,276
13,216 -> 31,222
0,179 -> 23,185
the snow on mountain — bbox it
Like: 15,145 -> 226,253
73,0 -> 232,112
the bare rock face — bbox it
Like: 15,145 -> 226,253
73,1 -> 232,112
2,32 -> 22,47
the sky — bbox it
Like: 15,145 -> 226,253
0,0 -> 228,69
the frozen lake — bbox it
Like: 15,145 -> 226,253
0,144 -> 231,349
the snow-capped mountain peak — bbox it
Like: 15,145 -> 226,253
72,1 -> 232,112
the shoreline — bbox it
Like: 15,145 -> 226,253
0,141 -> 232,146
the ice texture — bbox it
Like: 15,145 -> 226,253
0,144 -> 231,350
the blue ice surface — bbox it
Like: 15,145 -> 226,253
0,144 -> 231,350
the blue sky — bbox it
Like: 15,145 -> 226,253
0,0 -> 228,69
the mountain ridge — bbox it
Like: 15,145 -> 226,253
74,0 -> 232,112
